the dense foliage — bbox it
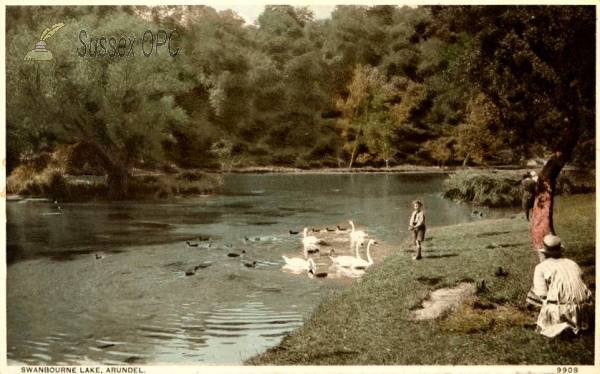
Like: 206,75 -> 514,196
6,5 -> 595,183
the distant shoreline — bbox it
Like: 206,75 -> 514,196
223,165 -> 528,174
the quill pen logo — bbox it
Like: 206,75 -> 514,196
23,22 -> 66,61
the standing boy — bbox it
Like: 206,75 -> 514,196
409,200 -> 426,260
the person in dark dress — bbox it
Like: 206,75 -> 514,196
521,171 -> 537,221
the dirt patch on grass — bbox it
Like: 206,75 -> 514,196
408,282 -> 476,321
438,299 -> 534,334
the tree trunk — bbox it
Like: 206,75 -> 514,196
529,116 -> 580,261
106,166 -> 131,200
348,105 -> 368,169
79,140 -> 131,200
462,153 -> 470,167
348,137 -> 358,169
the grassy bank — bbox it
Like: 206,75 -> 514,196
245,193 -> 595,365
6,143 -> 225,200
7,165 -> 224,201
443,169 -> 595,207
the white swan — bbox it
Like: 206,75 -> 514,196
354,239 -> 364,261
329,241 -> 364,268
349,240 -> 377,269
282,256 -> 316,269
349,220 -> 368,248
302,227 -> 325,250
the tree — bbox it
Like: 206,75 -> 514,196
362,110 -> 398,168
335,65 -> 390,168
430,5 -> 595,251
251,6 -> 336,166
6,7 -> 190,198
453,92 -> 507,166
210,139 -> 243,172
423,133 -> 454,169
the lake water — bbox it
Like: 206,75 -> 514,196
5,172 -> 518,365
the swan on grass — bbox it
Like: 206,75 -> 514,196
348,221 -> 368,248
282,256 -> 316,270
349,239 -> 377,269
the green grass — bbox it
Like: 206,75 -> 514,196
245,193 -> 595,365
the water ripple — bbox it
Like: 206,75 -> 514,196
203,302 -> 303,344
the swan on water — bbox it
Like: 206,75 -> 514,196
329,241 -> 364,267
349,221 -> 368,248
349,240 -> 377,269
282,256 -> 316,270
302,227 -> 325,250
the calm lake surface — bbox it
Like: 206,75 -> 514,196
6,173 -> 518,365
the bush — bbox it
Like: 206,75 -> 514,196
8,160 -> 223,201
128,171 -> 224,199
177,170 -> 206,182
294,155 -> 311,169
443,170 -> 522,207
271,151 -> 296,166
556,169 -> 595,194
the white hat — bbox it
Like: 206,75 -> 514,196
530,171 -> 538,182
539,234 -> 564,254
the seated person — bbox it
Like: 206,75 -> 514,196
526,235 -> 594,338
